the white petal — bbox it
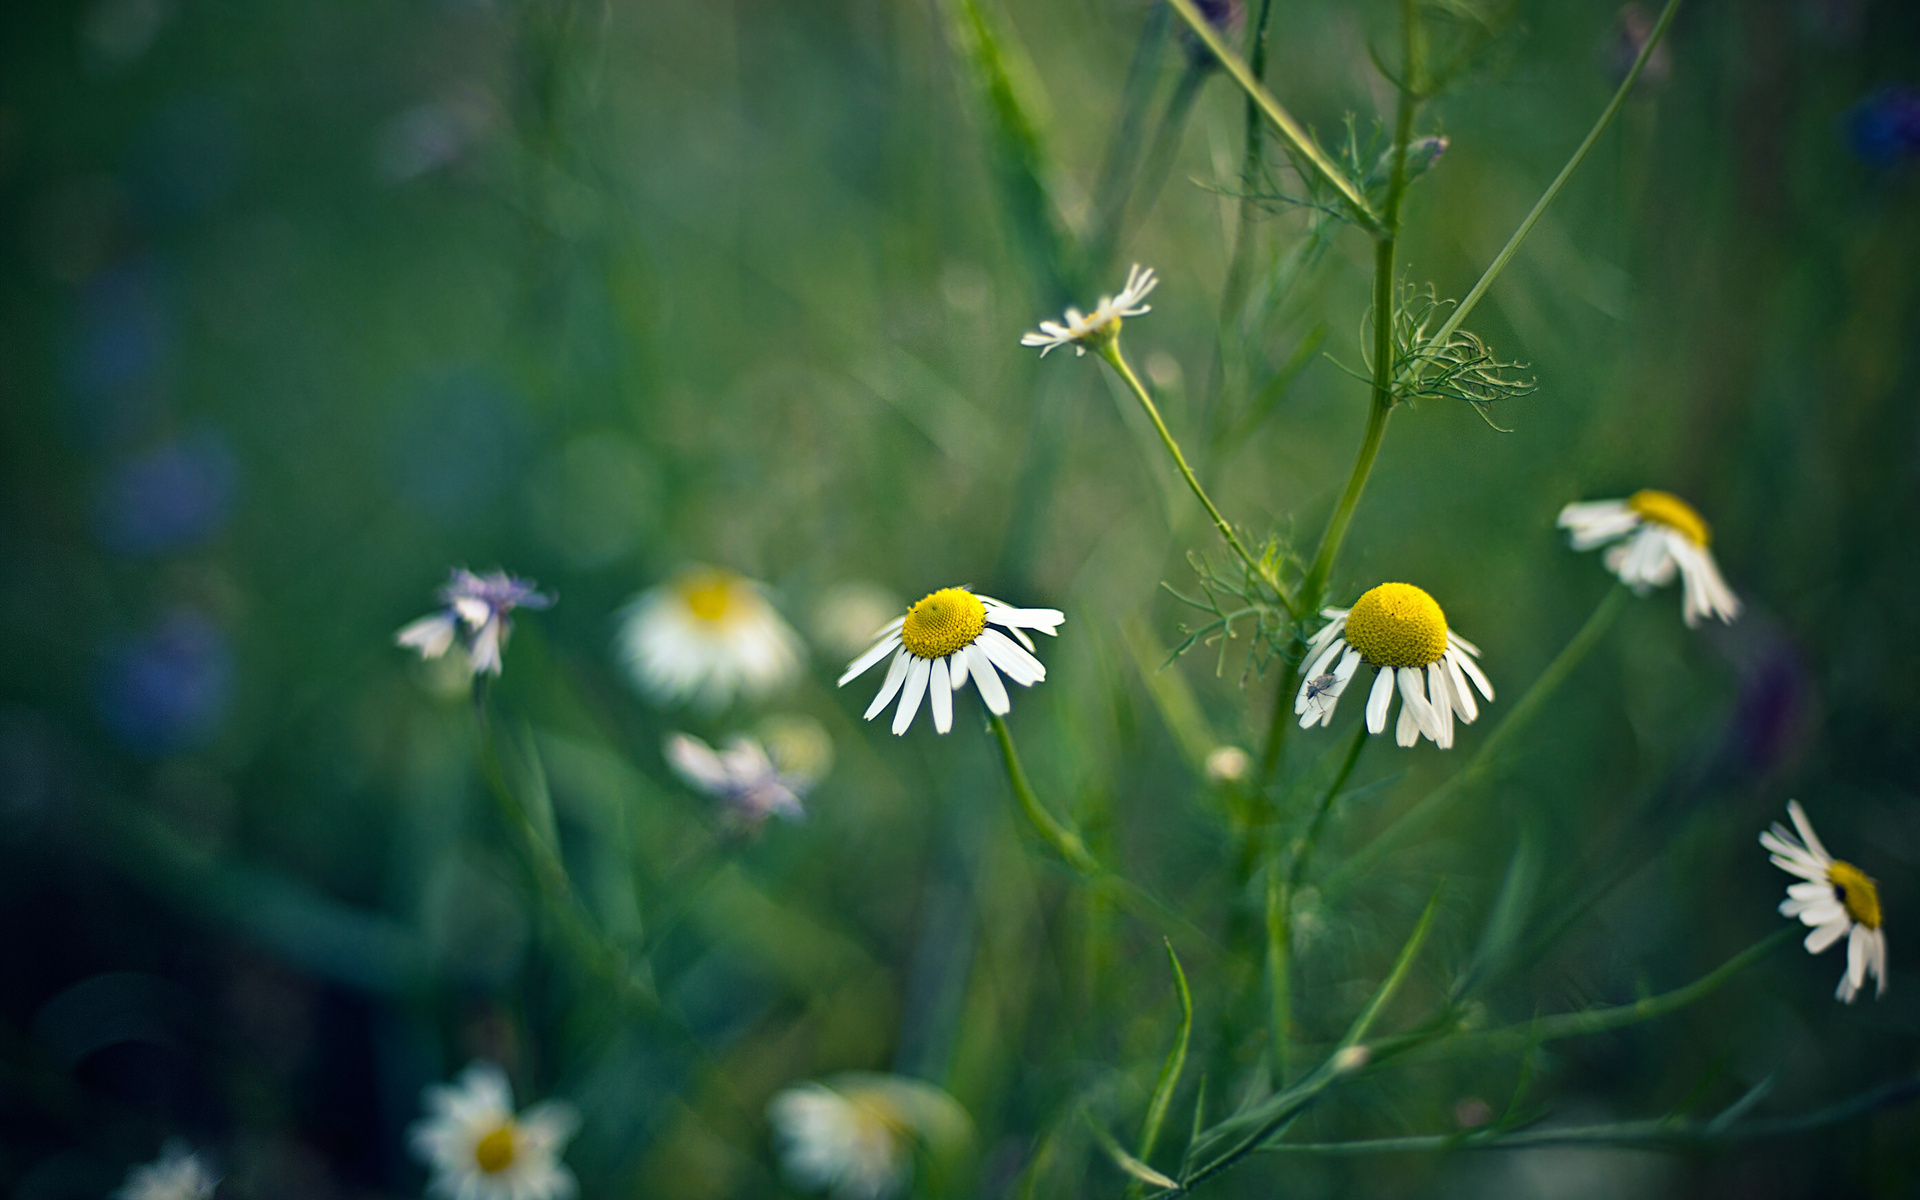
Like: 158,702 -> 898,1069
929,657 -> 953,734
1395,699 -> 1420,746
1848,923 -> 1870,992
1304,636 -> 1344,681
1452,646 -> 1495,702
1397,667 -> 1441,742
978,627 -> 1045,686
839,632 -> 904,686
892,656 -> 931,735
1443,650 -> 1479,723
1770,854 -> 1831,882
664,733 -> 729,792
1365,668 -> 1393,734
862,650 -> 912,721
1786,801 -> 1831,864
1805,918 -> 1850,955
964,643 -> 1010,714
396,613 -> 458,658
1427,662 -> 1454,748
1786,881 -> 1831,901
1796,902 -> 1847,927
1872,930 -> 1889,997
948,648 -> 969,689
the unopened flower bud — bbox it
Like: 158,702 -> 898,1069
1332,1044 -> 1370,1075
1205,745 -> 1251,785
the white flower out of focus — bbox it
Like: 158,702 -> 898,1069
1020,264 -> 1157,357
1558,490 -> 1741,627
839,587 -> 1063,735
409,1061 -> 580,1200
665,730 -> 814,826
1294,582 -> 1493,750
616,566 -> 804,709
396,568 -> 553,677
115,1143 -> 219,1200
768,1074 -> 970,1200
1761,800 -> 1888,1003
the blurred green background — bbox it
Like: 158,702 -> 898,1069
3,0 -> 1919,1195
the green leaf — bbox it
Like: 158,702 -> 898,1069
1138,939 -> 1194,1166
1086,1113 -> 1181,1191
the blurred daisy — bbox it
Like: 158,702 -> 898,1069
410,1061 -> 579,1200
1294,582 -> 1493,749
1558,491 -> 1741,627
769,1074 -> 970,1200
617,566 -> 804,708
397,568 -> 553,676
839,587 -> 1063,735
1761,800 -> 1888,1003
116,1143 -> 219,1200
1020,264 -> 1157,357
665,731 -> 811,826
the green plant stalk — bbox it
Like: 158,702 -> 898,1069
1216,0 -> 1279,324
1137,940 -> 1194,1168
1324,585 -> 1629,892
1267,723 -> 1369,1080
1163,0 -> 1378,231
1425,0 -> 1683,353
1099,339 -> 1288,611
990,712 -> 1099,875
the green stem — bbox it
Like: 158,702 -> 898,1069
1425,0 -> 1683,354
1163,0 -> 1379,231
1324,585 -> 1629,892
990,712 -> 1099,875
1099,339 -> 1289,612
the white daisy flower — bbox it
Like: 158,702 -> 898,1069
409,1061 -> 579,1200
1020,264 -> 1157,357
396,568 -> 553,676
1557,490 -> 1741,627
115,1143 -> 219,1200
616,566 -> 804,709
838,587 -> 1064,735
665,731 -> 811,826
1761,800 -> 1888,1003
1293,582 -> 1493,750
768,1074 -> 970,1200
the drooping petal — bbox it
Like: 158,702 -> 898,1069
863,650 -> 912,721
1806,918 -> 1850,955
977,628 -> 1046,686
396,613 -> 459,659
929,657 -> 953,734
839,632 -> 904,686
892,656 -> 932,735
1365,668 -> 1394,734
964,643 -> 1010,715
1785,801 -> 1831,863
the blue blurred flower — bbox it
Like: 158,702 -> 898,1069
97,610 -> 232,754
396,568 -> 553,677
93,429 -> 238,556
1848,86 -> 1920,168
61,260 -> 171,446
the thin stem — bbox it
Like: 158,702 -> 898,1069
1163,0 -> 1379,231
1325,585 -> 1629,892
1426,0 -> 1683,353
1099,339 -> 1290,612
1216,0 -> 1278,323
990,712 -> 1099,875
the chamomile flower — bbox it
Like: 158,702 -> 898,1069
409,1061 -> 579,1200
768,1074 -> 970,1200
1293,583 -> 1493,749
396,568 -> 553,676
1558,491 -> 1741,627
115,1143 -> 219,1200
665,731 -> 811,826
616,566 -> 804,709
1020,264 -> 1157,357
1761,800 -> 1888,1003
838,587 -> 1063,735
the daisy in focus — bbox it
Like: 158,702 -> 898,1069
1020,264 -> 1157,357
617,566 -> 804,709
396,568 -> 553,676
115,1143 -> 219,1200
1558,490 -> 1741,626
768,1074 -> 970,1200
665,730 -> 814,827
1761,800 -> 1888,1003
839,587 -> 1063,735
410,1061 -> 580,1200
1294,582 -> 1493,749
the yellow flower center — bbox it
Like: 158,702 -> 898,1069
1342,583 -> 1448,670
474,1124 -> 517,1174
1626,489 -> 1710,546
678,571 -> 741,623
1828,860 -> 1882,930
900,588 -> 986,659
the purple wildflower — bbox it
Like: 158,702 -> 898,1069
396,568 -> 553,676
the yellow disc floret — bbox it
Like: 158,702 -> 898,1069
679,570 -> 741,623
1342,583 -> 1448,670
1627,489 -> 1710,547
474,1124 -> 518,1174
1828,861 -> 1882,930
900,588 -> 987,659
